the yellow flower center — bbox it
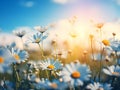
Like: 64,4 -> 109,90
96,23 -> 104,28
14,54 -> 20,60
102,39 -> 110,46
50,83 -> 58,89
71,71 -> 81,79
47,65 -> 55,69
0,57 -> 4,64
112,72 -> 120,76
35,38 -> 40,43
89,34 -> 94,39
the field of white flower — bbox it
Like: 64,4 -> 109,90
1,21 -> 120,90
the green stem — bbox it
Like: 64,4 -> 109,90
90,38 -> 94,61
21,37 -> 24,50
99,48 -> 104,82
38,43 -> 44,59
45,70 -> 49,80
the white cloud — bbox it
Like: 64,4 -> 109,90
0,27 -> 33,49
52,0 -> 76,4
21,1 -> 35,8
1,17 -> 120,51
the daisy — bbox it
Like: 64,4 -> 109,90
34,26 -> 48,33
27,32 -> 48,44
61,62 -> 91,86
38,58 -> 63,71
109,38 -> 120,52
52,49 -> 68,59
86,82 -> 112,90
13,29 -> 26,38
102,39 -> 110,46
103,65 -> 120,77
11,48 -> 29,63
6,42 -> 16,52
0,47 -> 13,73
96,23 -> 104,29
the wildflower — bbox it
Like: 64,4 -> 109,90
105,56 -> 111,62
86,82 -> 112,90
69,16 -> 77,25
51,39 -> 56,46
103,65 -> 120,77
83,50 -> 88,55
61,62 -> 91,86
13,30 -> 26,38
0,47 -> 13,73
68,50 -> 72,55
102,39 -> 110,46
38,58 -> 63,71
11,48 -> 28,63
89,34 -> 94,40
96,23 -> 104,29
109,38 -> 120,52
27,32 -> 48,44
74,60 -> 80,65
52,49 -> 68,59
27,60 -> 37,69
34,26 -> 48,33
6,42 -> 16,52
112,32 -> 116,37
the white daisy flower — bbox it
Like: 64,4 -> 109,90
52,49 -> 68,59
13,30 -> 26,38
86,82 -> 112,90
109,38 -> 120,52
34,26 -> 48,33
26,32 -> 48,44
11,48 -> 29,63
61,62 -> 91,86
38,58 -> 63,71
0,47 -> 13,73
103,65 -> 120,77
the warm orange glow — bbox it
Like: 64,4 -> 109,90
96,23 -> 104,29
47,64 -> 55,69
0,57 -> 4,63
71,71 -> 81,79
89,34 -> 94,39
14,54 -> 20,60
102,39 -> 110,46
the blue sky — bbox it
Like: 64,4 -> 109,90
0,0 -> 120,32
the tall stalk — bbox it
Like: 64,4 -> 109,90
38,43 -> 44,59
